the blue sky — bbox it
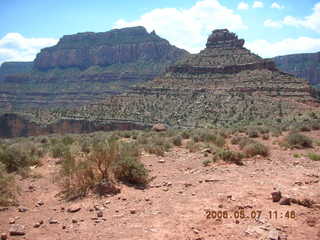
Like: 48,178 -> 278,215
0,0 -> 320,63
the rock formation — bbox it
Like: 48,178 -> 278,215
273,52 -> 320,86
0,27 -> 188,110
64,29 -> 315,128
0,62 -> 32,81
33,26 -> 188,70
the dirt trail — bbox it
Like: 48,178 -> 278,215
1,132 -> 320,240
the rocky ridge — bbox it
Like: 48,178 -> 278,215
63,29 -> 315,128
273,52 -> 320,86
0,27 -> 188,110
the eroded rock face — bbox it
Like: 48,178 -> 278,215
273,52 -> 320,86
34,26 -> 188,70
206,29 -> 244,49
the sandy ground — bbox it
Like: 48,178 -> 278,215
1,131 -> 320,240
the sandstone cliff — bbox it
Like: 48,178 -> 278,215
273,52 -> 320,86
34,26 -> 188,70
0,62 -> 32,81
0,27 -> 189,110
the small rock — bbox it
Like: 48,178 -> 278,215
158,160 -> 165,163
268,229 -> 279,240
36,200 -> 44,207
191,193 -> 196,196
67,205 -> 81,213
130,209 -> 136,214
279,197 -> 291,205
163,188 -> 169,192
145,198 -> 150,202
49,219 -> 59,224
105,200 -> 111,205
1,233 -> 7,240
18,207 -> 28,213
218,204 -> 223,208
62,225 -> 66,230
9,218 -> 15,224
97,211 -> 103,218
204,179 -> 220,183
72,219 -> 78,224
33,223 -> 41,228
271,191 -> 282,202
9,224 -> 26,236
152,123 -> 167,132
184,183 -> 192,187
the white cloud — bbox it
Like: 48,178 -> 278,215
246,37 -> 320,58
237,2 -> 249,10
265,2 -> 320,32
0,33 -> 57,64
264,19 -> 283,28
271,2 -> 284,9
252,1 -> 264,8
115,0 -> 247,53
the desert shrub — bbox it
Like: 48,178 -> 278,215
231,135 -> 242,145
202,159 -> 211,167
181,131 -> 190,139
62,136 -> 75,145
144,144 -> 165,156
60,139 -> 149,199
172,136 -> 182,146
215,149 -> 244,165
113,143 -> 148,185
0,143 -> 41,173
137,135 -> 148,145
258,126 -> 270,134
243,142 -> 269,157
262,134 -> 270,140
310,121 -> 320,130
270,127 -> 282,137
307,152 -> 320,161
298,124 -> 311,132
51,143 -> 70,158
284,132 -> 313,149
293,153 -> 300,158
186,141 -> 203,153
191,129 -> 225,147
246,128 -> 259,138
0,162 -> 17,206
237,137 -> 256,149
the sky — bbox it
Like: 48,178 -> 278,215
0,0 -> 320,64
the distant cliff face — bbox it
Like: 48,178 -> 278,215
0,27 -> 189,110
0,113 -> 150,138
273,52 -> 320,86
34,26 -> 188,70
0,62 -> 32,81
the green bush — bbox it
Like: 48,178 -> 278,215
60,139 -> 149,199
243,142 -> 269,157
0,162 -> 17,206
181,131 -> 190,139
285,132 -> 313,149
307,152 -> 320,161
51,143 -> 70,158
172,136 -> 182,146
215,149 -> 244,165
0,143 -> 41,173
202,159 -> 211,167
246,128 -> 259,138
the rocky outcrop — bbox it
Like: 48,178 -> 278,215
34,26 -> 188,70
0,113 -> 150,138
0,27 -> 189,110
61,29 -> 316,128
273,52 -> 320,86
0,62 -> 32,81
206,29 -> 245,49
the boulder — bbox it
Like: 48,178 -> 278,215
152,123 -> 167,132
